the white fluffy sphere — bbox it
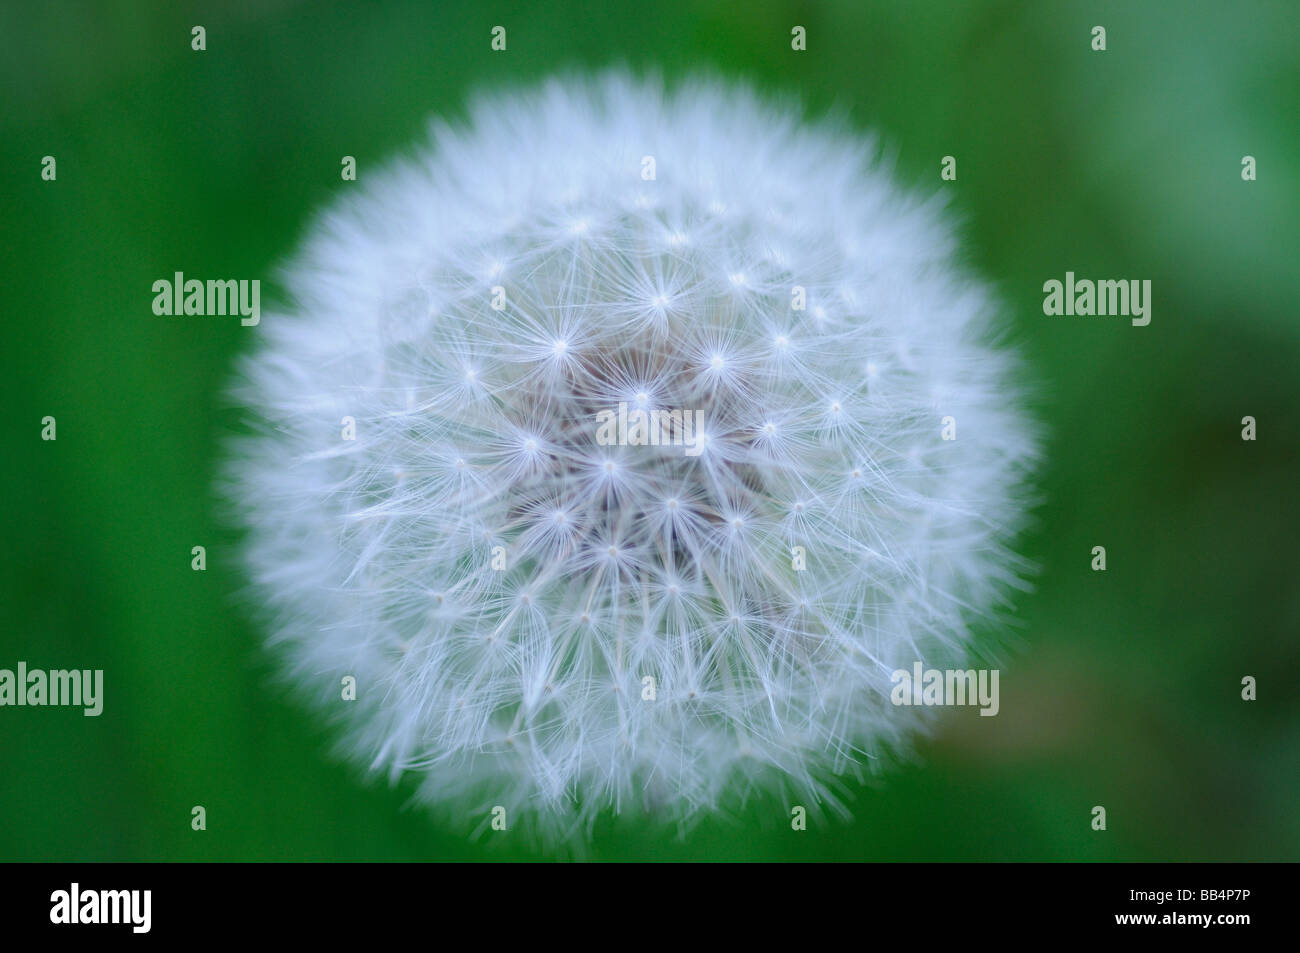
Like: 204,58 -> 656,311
228,74 -> 1036,836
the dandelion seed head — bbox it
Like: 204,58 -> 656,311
226,73 -> 1037,840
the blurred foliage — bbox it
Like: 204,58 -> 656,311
1,0 -> 1297,860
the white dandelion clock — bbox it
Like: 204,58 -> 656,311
227,74 -> 1037,837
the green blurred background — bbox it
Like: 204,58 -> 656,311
2,0 -> 1297,861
